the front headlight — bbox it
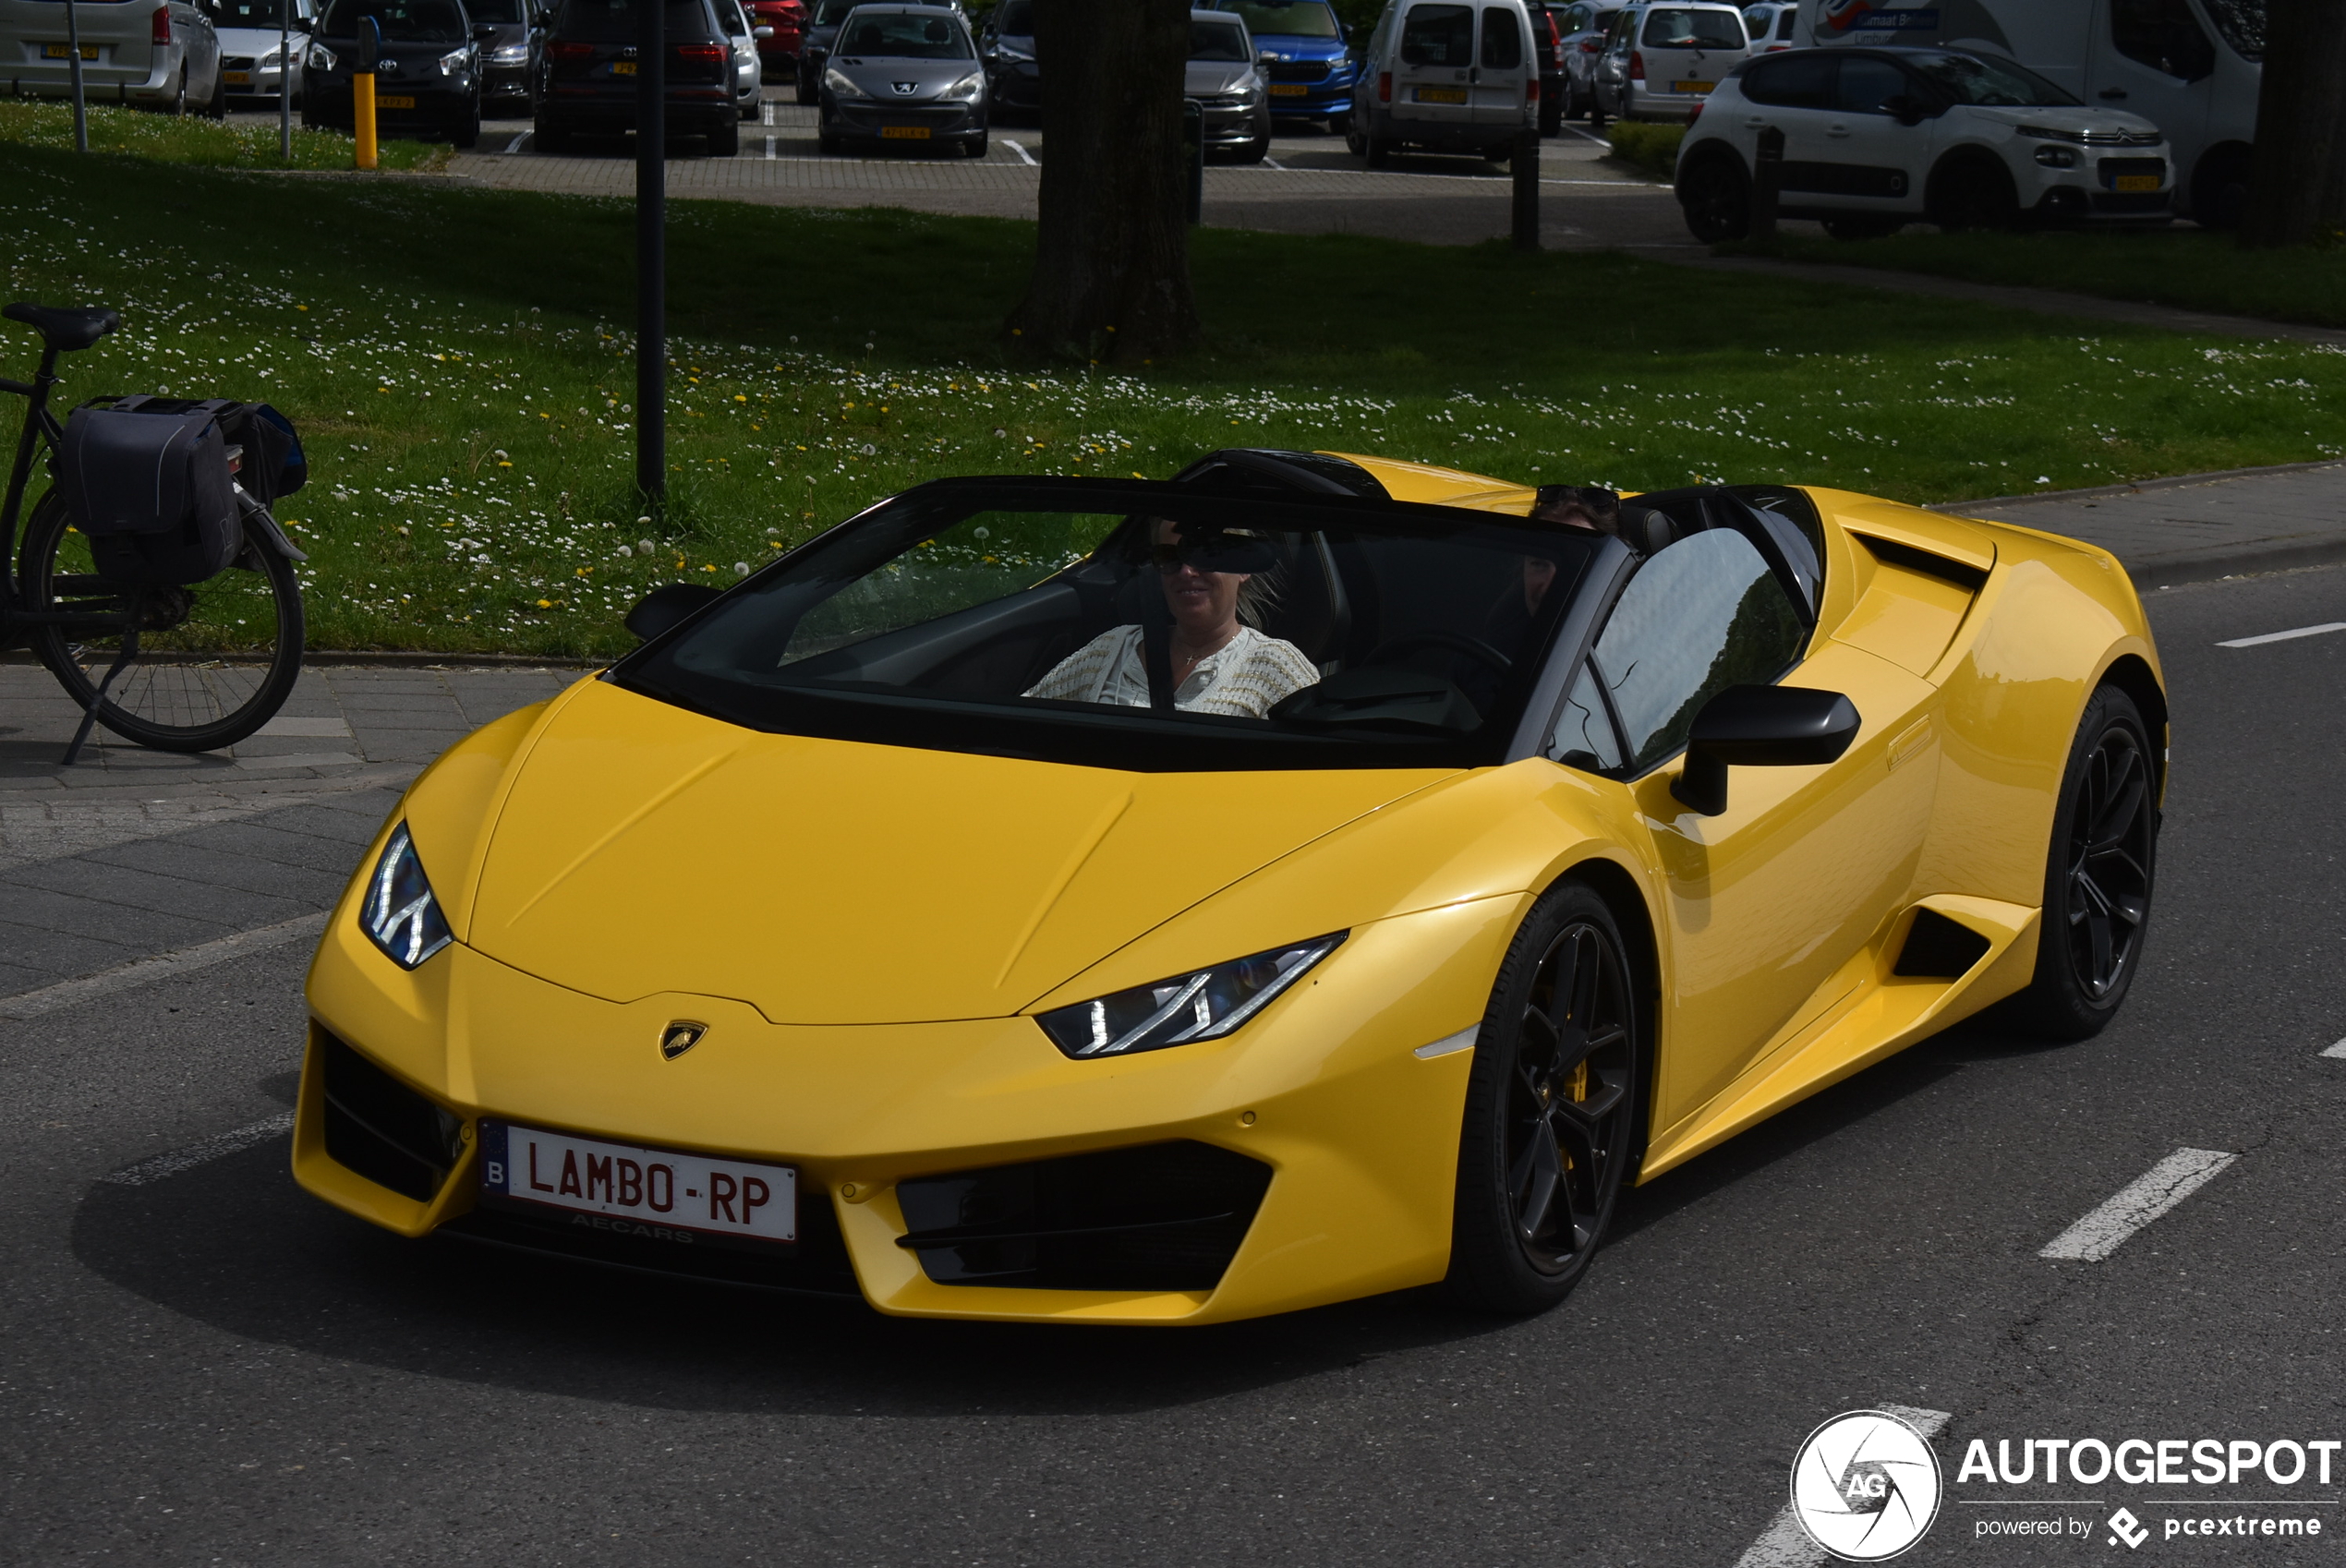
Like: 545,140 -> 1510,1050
307,41 -> 338,69
939,69 -> 983,101
823,65 -> 866,97
363,823 -> 453,970
2017,124 -> 2086,142
490,42 -> 528,63
1035,933 -> 1345,1059
438,46 -> 469,75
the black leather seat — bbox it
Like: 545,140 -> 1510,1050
3,302 -> 121,353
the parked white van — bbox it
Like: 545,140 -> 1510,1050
1347,0 -> 1539,166
1793,0 -> 2263,227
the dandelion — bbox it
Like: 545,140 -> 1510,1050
733,561 -> 751,574
616,544 -> 633,558
639,537 -> 657,553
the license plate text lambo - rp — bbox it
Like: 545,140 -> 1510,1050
481,1121 -> 797,1242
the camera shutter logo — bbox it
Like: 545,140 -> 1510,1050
1790,1410 -> 1944,1561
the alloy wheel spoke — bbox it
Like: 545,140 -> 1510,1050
1513,1116 -> 1564,1239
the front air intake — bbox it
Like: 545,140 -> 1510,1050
318,1030 -> 464,1201
895,1140 -> 1274,1292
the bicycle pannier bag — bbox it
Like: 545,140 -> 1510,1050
56,403 -> 242,586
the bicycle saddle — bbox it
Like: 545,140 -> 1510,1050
3,302 -> 122,353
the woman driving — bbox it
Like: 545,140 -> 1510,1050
1025,517 -> 1319,719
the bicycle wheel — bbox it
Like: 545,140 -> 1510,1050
18,489 -> 306,753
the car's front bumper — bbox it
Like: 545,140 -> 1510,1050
298,865 -> 1519,1325
823,97 -> 984,143
304,76 -> 477,127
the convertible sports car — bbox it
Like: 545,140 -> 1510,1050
296,450 -> 2165,1324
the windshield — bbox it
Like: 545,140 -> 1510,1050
2201,0 -> 2262,59
1213,1 -> 1338,40
1640,6 -> 1745,48
1191,18 -> 1251,59
617,481 -> 1602,773
216,0 -> 304,25
465,0 -> 527,20
320,0 -> 468,39
809,0 -> 858,21
839,9 -> 969,55
993,0 -> 1030,31
1905,48 -> 2077,105
556,0 -> 716,40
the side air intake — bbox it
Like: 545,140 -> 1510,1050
1893,908 -> 1992,980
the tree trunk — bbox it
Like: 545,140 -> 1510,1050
2240,0 -> 2346,247
1005,0 -> 1201,361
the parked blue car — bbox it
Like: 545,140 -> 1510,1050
1203,0 -> 1356,130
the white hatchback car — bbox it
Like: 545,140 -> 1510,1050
0,0 -> 226,114
1674,45 -> 2173,241
1738,0 -> 1792,53
1591,1 -> 1746,124
213,0 -> 315,105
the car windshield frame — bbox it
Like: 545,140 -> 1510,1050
612,477 -> 1611,774
1191,17 -> 1252,60
320,0 -> 470,39
836,7 -> 971,57
1639,6 -> 1745,49
1902,47 -> 2079,105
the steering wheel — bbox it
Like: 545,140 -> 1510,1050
1361,630 -> 1515,676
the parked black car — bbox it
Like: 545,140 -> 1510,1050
974,0 -> 1034,121
466,0 -> 543,111
791,0 -> 861,103
533,0 -> 740,153
301,0 -> 490,144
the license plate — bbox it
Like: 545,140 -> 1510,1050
375,93 -> 415,107
1414,85 -> 1468,103
2112,174 -> 2159,192
1270,82 -> 1306,96
224,69 -> 250,83
481,1120 -> 798,1244
611,58 -> 636,74
1673,78 -> 1711,93
44,42 -> 99,58
880,123 -> 930,139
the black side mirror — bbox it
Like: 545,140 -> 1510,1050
1670,684 -> 1861,816
1882,92 -> 1926,126
624,582 -> 723,642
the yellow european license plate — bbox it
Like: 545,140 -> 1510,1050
376,93 -> 415,107
1673,79 -> 1711,93
2113,174 -> 2159,192
1270,82 -> 1306,96
44,42 -> 99,58
880,124 -> 930,139
1414,85 -> 1467,103
224,69 -> 250,83
611,59 -> 636,74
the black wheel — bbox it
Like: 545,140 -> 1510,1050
453,97 -> 481,147
18,491 -> 306,754
1344,114 -> 1367,157
1998,686 -> 2159,1040
1820,215 -> 1904,240
165,67 -> 188,116
532,115 -> 568,151
2190,144 -> 2251,232
1324,107 -> 1349,137
708,115 -> 739,155
205,61 -> 229,117
1676,151 -> 1750,242
793,66 -> 816,104
1448,881 -> 1642,1314
817,128 -> 840,154
1364,127 -> 1390,168
1538,99 -> 1562,137
1927,152 -> 2018,231
964,132 -> 987,158
1235,132 -> 1268,163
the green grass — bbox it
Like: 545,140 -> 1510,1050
1771,227 -> 2346,330
1604,120 -> 1685,181
4,140 -> 2343,657
0,97 -> 447,171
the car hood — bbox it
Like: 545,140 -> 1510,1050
1966,104 -> 2162,139
1186,59 -> 1255,94
219,25 -> 297,48
452,680 -> 1457,1025
831,54 -> 976,96
1250,36 -> 1345,59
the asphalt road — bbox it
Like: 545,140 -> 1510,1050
4,564 -> 2343,1566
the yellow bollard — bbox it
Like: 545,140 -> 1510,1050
354,72 -> 377,169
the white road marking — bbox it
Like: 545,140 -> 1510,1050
760,100 -> 772,125
1263,155 -> 1288,170
1001,137 -> 1036,165
764,133 -> 775,159
102,1111 -> 295,1187
1413,1026 -> 1477,1059
0,911 -> 329,1022
2039,1147 -> 2239,1261
501,131 -> 526,154
2218,621 -> 2346,648
2322,1037 -> 2346,1059
1734,1405 -> 1953,1567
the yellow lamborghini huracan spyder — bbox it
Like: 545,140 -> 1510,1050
296,450 -> 2165,1324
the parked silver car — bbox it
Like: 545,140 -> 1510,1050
1591,0 -> 1747,124
716,0 -> 758,117
0,0 -> 226,115
1189,7 -> 1269,163
816,2 -> 985,155
213,0 -> 314,104
1551,0 -> 1618,120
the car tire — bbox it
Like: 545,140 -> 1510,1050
1235,133 -> 1267,164
794,66 -> 816,104
165,67 -> 188,116
1324,107 -> 1348,137
963,132 -> 987,158
1927,151 -> 2019,231
1587,94 -> 1606,130
1344,111 -> 1367,157
1445,880 -> 1644,1316
453,97 -> 481,147
1675,148 -> 1750,242
817,128 -> 840,153
1820,215 -> 1903,241
533,115 -> 568,151
708,116 -> 739,155
1364,126 -> 1389,169
205,63 -> 228,117
2189,143 -> 2252,232
1995,685 -> 2159,1042
1538,99 -> 1561,137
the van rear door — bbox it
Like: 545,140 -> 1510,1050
1471,0 -> 1529,127
1390,0 -> 1475,131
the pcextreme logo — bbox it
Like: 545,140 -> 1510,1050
1792,1410 -> 1946,1562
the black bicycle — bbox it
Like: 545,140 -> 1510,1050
1,302 -> 307,764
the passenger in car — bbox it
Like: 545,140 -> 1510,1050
1024,518 -> 1320,718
